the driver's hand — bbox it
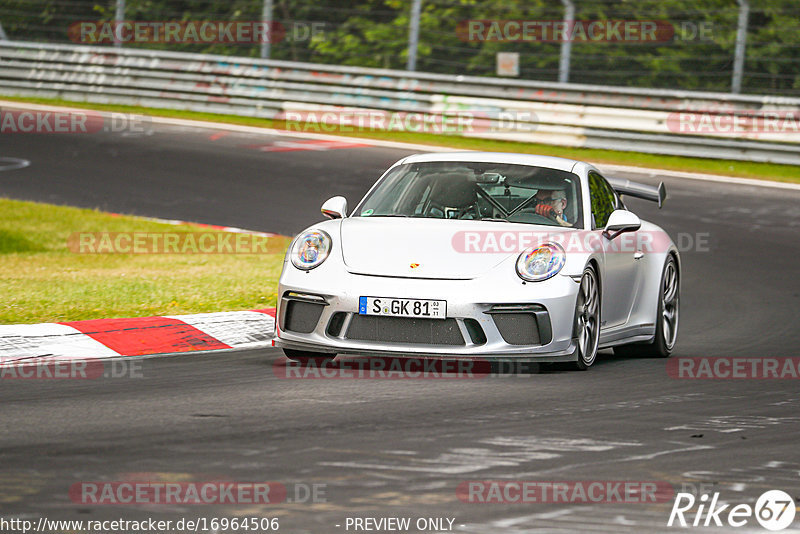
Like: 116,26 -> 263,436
535,204 -> 555,218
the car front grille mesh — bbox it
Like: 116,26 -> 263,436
491,313 -> 541,345
345,315 -> 465,345
282,300 -> 325,334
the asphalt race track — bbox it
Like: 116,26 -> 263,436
2,121 -> 800,532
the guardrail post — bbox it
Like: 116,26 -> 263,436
0,22 -> 7,40
114,0 -> 125,48
731,0 -> 749,93
559,0 -> 575,83
406,0 -> 422,71
261,0 -> 273,59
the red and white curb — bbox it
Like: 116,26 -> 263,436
0,309 -> 276,364
0,213 -> 282,367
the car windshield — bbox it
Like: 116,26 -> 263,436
354,161 -> 583,228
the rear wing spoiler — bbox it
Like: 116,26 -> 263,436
607,178 -> 667,209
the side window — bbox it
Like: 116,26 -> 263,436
588,172 -> 617,229
601,177 -> 620,211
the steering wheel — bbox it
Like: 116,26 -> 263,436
511,208 -> 554,224
426,201 -> 478,219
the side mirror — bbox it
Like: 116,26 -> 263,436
321,196 -> 348,219
603,209 -> 641,240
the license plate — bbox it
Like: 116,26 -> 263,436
359,297 -> 446,319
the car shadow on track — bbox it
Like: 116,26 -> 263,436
265,349 -> 657,377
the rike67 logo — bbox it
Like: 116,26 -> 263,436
668,490 -> 796,530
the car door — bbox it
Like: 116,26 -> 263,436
588,171 -> 642,328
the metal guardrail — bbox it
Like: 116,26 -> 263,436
1,41 -> 799,165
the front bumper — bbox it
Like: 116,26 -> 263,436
275,268 -> 581,362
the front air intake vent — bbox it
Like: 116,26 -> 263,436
346,315 -> 465,345
282,300 -> 325,334
491,313 -> 540,345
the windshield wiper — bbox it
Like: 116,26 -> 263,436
480,217 -> 509,222
366,214 -> 409,218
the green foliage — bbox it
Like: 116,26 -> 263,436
0,197 -> 286,324
1,0 -> 798,94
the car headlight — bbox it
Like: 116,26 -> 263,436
291,229 -> 331,270
516,243 -> 566,282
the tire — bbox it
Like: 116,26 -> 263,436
614,255 -> 679,358
573,265 -> 601,370
282,348 -> 336,364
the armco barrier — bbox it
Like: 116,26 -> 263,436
1,41 -> 799,164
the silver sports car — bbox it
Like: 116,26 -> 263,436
273,152 -> 679,370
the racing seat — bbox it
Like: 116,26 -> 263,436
426,175 -> 478,219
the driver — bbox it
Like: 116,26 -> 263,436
534,189 -> 572,227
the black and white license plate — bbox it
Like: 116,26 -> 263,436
359,297 -> 446,319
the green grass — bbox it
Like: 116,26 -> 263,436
3,95 -> 800,183
0,198 -> 290,324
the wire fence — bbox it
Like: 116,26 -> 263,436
1,0 -> 799,96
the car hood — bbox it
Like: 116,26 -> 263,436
339,217 -> 571,280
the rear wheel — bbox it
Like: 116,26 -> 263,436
573,266 -> 600,370
282,348 -> 336,364
614,256 -> 679,358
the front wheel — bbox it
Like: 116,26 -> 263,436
614,255 -> 679,358
573,265 -> 601,370
282,348 -> 336,364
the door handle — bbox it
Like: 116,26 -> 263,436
633,251 -> 644,260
